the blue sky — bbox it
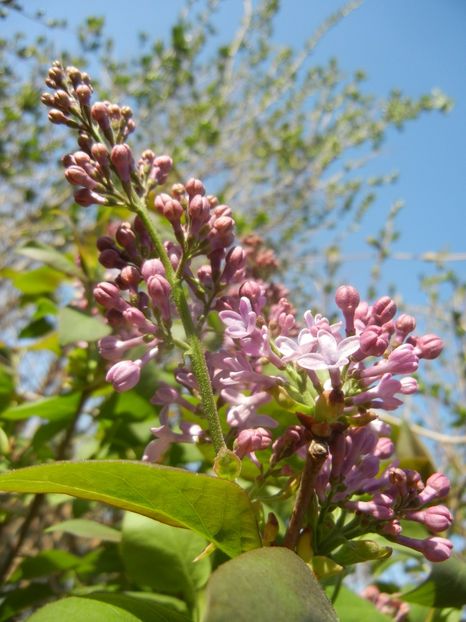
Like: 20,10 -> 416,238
3,0 -> 465,299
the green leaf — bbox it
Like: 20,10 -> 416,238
331,586 -> 392,622
1,392 -> 82,422
3,266 -> 65,294
121,513 -> 210,608
17,242 -> 83,278
0,366 -> 14,412
46,518 -> 122,542
0,583 -> 54,622
332,539 -> 392,566
203,547 -> 337,622
26,593 -> 193,622
0,461 -> 261,558
11,549 -> 81,581
402,557 -> 466,608
58,307 -> 111,345
18,317 -> 54,339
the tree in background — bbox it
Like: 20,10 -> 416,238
0,1 -> 464,620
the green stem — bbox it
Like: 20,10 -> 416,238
134,201 -> 226,455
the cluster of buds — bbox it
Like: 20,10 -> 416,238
314,424 -> 453,561
361,585 -> 409,622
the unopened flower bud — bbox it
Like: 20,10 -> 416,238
111,144 -> 134,184
222,246 -> 246,282
74,188 -> 106,206
75,83 -> 92,105
98,248 -> 125,269
91,143 -> 110,171
40,92 -> 55,107
54,89 -> 72,111
406,505 -> 453,533
94,282 -> 128,310
185,177 -> 205,197
373,296 -> 397,325
119,266 -> 141,289
66,65 -> 82,87
48,109 -> 71,125
115,222 -> 137,249
91,102 -> 110,130
414,334 -> 444,360
106,359 -> 141,392
396,313 -> 416,336
65,165 -> 98,189
335,285 -> 360,335
360,326 -> 389,357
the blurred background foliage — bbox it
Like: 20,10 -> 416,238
0,0 -> 464,620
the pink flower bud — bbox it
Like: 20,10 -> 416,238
74,188 -> 106,206
396,313 -> 416,336
111,144 -> 134,183
361,344 -> 419,379
154,193 -> 182,224
106,359 -> 141,392
335,285 -> 360,334
65,165 -> 98,189
188,195 -> 211,234
414,334 -> 444,360
185,177 -> 205,197
147,275 -> 172,322
91,143 -> 110,171
119,266 -> 141,289
115,222 -> 137,249
222,246 -> 246,283
93,282 -> 128,311
54,89 -> 72,111
395,535 -> 453,562
91,102 -> 110,129
418,472 -> 450,504
141,259 -> 165,280
98,335 -> 144,361
373,296 -> 397,325
234,427 -> 272,465
360,326 -> 390,356
405,505 -> 453,532
123,307 -> 156,333
75,83 -> 92,105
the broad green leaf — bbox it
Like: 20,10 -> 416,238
26,594 -> 192,622
332,539 -> 392,566
17,242 -> 83,278
203,547 -> 337,622
0,461 -> 261,558
11,549 -> 81,581
1,392 -> 82,422
402,557 -> 466,608
3,266 -> 65,294
331,587 -> 392,622
121,513 -> 210,608
46,518 -> 122,542
58,307 -> 111,345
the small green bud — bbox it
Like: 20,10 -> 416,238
213,447 -> 241,480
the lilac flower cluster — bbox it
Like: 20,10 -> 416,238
43,62 -> 453,564
315,423 -> 453,561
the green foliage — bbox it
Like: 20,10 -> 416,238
0,460 -> 262,557
402,557 -> 466,609
203,547 -> 338,622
